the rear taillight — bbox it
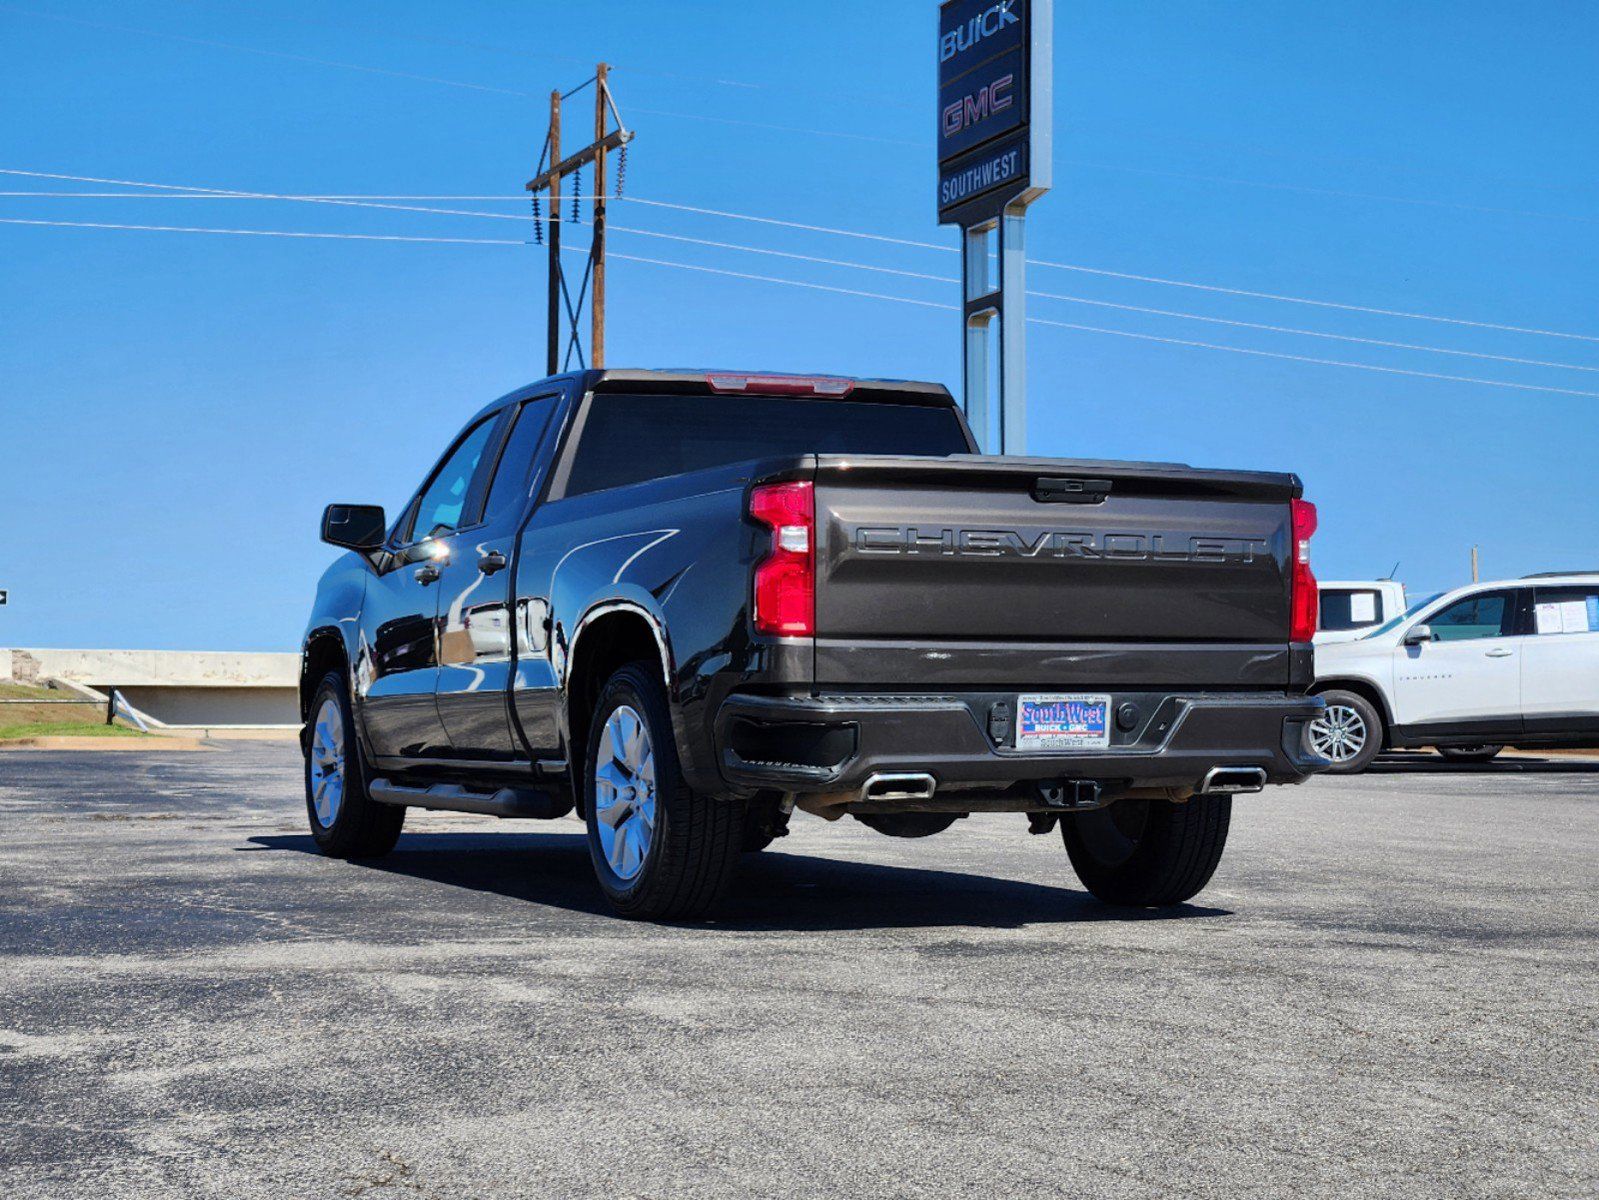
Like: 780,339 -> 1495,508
749,481 -> 815,636
1289,498 -> 1319,642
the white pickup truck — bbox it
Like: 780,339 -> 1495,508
1315,579 -> 1407,645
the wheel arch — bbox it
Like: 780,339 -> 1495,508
563,600 -> 674,804
300,627 -> 350,722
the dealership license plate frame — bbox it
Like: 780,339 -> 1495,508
1015,693 -> 1112,752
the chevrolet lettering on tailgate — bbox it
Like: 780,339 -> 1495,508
851,526 -> 1273,563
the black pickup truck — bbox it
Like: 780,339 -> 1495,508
303,369 -> 1327,918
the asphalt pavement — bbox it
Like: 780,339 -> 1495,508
2,743 -> 1596,1199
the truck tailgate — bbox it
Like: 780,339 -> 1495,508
811,454 -> 1302,689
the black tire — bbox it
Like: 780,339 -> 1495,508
1062,795 -> 1231,908
1437,745 -> 1503,763
304,670 -> 405,858
583,663 -> 744,920
1309,689 -> 1385,775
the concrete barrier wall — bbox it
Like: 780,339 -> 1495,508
6,648 -> 298,688
4,648 -> 301,729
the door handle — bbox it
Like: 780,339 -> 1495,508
478,550 -> 508,575
414,565 -> 440,585
1485,648 -> 1513,658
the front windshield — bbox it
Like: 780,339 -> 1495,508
1362,592 -> 1442,639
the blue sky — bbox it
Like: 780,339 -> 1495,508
2,0 -> 1596,651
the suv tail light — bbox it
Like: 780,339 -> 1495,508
1289,498 -> 1319,643
749,481 -> 815,636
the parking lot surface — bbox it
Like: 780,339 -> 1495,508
2,743 -> 1596,1199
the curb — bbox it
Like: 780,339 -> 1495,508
0,735 -> 211,752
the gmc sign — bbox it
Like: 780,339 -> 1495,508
936,0 -> 1050,223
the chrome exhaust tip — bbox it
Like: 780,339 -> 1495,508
1199,766 -> 1268,795
861,772 -> 937,802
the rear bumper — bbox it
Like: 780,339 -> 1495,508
714,689 -> 1329,800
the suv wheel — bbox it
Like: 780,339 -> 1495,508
1308,689 -> 1384,775
304,670 -> 405,857
583,663 -> 744,920
1062,794 -> 1231,907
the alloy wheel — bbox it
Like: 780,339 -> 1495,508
309,696 -> 346,827
593,704 -> 657,881
1308,703 -> 1368,764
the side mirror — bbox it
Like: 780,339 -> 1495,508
321,504 -> 387,551
1404,624 -> 1434,646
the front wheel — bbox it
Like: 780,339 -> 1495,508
1308,689 -> 1384,775
304,671 -> 405,858
1437,745 -> 1503,763
1062,795 -> 1231,907
583,663 -> 744,920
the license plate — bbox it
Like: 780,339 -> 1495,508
1015,693 -> 1111,752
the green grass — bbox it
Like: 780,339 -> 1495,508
0,682 -> 151,740
0,722 -> 150,740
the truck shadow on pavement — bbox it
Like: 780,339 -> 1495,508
246,831 -> 1232,930
1368,753 -> 1599,775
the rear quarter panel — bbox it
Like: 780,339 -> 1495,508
515,459 -> 804,789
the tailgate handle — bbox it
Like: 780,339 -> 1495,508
1033,476 -> 1112,504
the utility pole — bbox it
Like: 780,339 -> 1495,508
1471,545 -> 1480,583
526,64 -> 633,376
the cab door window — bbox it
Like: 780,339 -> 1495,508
406,416 -> 499,542
481,398 -> 558,525
1426,591 -> 1517,641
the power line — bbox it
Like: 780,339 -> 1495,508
1025,259 -> 1599,345
9,166 -> 1595,346
8,168 -> 1599,369
0,216 -> 524,244
604,251 -> 1599,400
0,191 -> 558,199
603,229 -> 1599,374
10,211 -> 1595,400
606,250 -> 952,311
1024,289 -> 1599,374
624,198 -> 1599,344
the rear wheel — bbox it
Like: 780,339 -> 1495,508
583,663 -> 744,920
1437,745 -> 1503,763
1308,689 -> 1384,775
1062,795 -> 1231,907
304,671 -> 404,858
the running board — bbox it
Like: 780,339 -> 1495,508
368,777 -> 570,819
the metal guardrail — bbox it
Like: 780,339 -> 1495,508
0,687 -> 151,731
108,688 -> 151,732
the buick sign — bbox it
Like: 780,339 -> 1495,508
937,0 -> 1050,223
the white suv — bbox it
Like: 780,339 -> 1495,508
1310,573 -> 1599,773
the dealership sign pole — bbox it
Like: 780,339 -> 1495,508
937,0 -> 1052,453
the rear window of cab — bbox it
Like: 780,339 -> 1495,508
561,392 -> 970,496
